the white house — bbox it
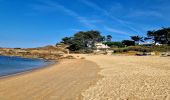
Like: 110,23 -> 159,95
95,42 -> 110,50
93,42 -> 112,55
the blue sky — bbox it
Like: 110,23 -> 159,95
0,0 -> 170,48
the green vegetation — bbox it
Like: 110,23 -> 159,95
103,42 -> 124,48
60,30 -> 105,52
131,36 -> 143,44
112,46 -> 152,53
106,35 -> 112,42
122,40 -> 135,46
146,27 -> 170,45
59,27 -> 170,53
112,45 -> 170,54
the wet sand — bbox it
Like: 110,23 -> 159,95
0,59 -> 101,100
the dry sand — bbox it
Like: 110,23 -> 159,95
0,55 -> 170,100
0,59 -> 100,100
81,55 -> 170,100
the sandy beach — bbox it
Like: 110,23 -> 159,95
81,55 -> 170,100
0,55 -> 170,100
0,59 -> 101,100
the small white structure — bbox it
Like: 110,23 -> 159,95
94,42 -> 112,55
95,42 -> 110,50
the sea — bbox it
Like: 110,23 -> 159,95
0,56 -> 54,77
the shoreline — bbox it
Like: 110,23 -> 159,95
1,55 -> 170,99
0,60 -> 57,80
0,55 -> 56,79
0,58 -> 101,100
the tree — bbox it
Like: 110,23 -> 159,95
131,36 -> 143,44
122,40 -> 135,46
61,30 -> 103,51
104,42 -> 124,48
61,37 -> 73,45
162,27 -> 170,45
144,37 -> 152,41
106,35 -> 112,42
74,30 -> 102,47
99,36 -> 106,42
147,28 -> 170,45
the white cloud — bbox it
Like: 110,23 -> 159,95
35,0 -> 140,36
104,26 -> 134,36
37,0 -> 97,28
80,0 -> 141,34
126,10 -> 163,18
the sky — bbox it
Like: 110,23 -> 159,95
0,0 -> 170,48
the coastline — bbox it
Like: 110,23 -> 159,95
0,58 -> 101,100
1,54 -> 170,99
0,55 -> 56,79
0,60 -> 57,79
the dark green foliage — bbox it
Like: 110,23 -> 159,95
147,27 -> 170,45
103,42 -> 124,48
131,36 -> 143,44
61,37 -> 73,45
67,39 -> 84,51
112,45 -> 170,53
112,46 -> 152,53
59,27 -> 170,53
61,30 -> 103,51
106,35 -> 112,42
122,40 -> 135,46
99,36 -> 106,42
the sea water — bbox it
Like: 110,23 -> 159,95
0,56 -> 53,77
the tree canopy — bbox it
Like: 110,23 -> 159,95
61,30 -> 104,51
122,40 -> 135,46
106,35 -> 112,42
131,36 -> 143,44
147,27 -> 170,45
103,42 -> 124,48
59,27 -> 170,52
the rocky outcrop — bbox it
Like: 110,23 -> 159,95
0,45 -> 73,60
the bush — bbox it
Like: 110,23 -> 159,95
112,46 -> 152,53
103,42 -> 124,48
122,40 -> 135,46
150,45 -> 170,52
112,45 -> 170,54
126,46 -> 152,52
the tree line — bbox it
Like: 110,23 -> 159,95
106,27 -> 170,47
60,30 -> 112,51
58,27 -> 170,51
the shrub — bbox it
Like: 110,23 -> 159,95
112,46 -> 152,53
103,42 -> 124,48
